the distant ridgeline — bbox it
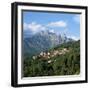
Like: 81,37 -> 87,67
23,30 -> 74,57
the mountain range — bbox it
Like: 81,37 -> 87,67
23,30 -> 73,57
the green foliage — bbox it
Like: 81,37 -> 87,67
23,40 -> 80,77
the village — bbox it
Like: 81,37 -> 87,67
32,48 -> 70,63
23,40 -> 80,77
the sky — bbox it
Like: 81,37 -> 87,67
23,11 -> 80,40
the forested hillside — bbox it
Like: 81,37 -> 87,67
23,40 -> 80,77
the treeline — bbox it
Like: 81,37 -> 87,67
23,40 -> 80,77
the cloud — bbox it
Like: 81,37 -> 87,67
24,23 -> 29,30
73,15 -> 80,23
49,29 -> 55,33
47,21 -> 67,27
23,22 -> 46,33
68,35 -> 79,41
23,20 -> 67,34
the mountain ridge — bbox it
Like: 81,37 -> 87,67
23,30 -> 74,56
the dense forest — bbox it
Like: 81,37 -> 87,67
23,40 -> 80,77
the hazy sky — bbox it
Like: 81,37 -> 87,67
23,11 -> 80,40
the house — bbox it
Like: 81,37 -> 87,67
40,52 -> 44,56
48,60 -> 52,64
47,52 -> 50,56
32,56 -> 37,60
